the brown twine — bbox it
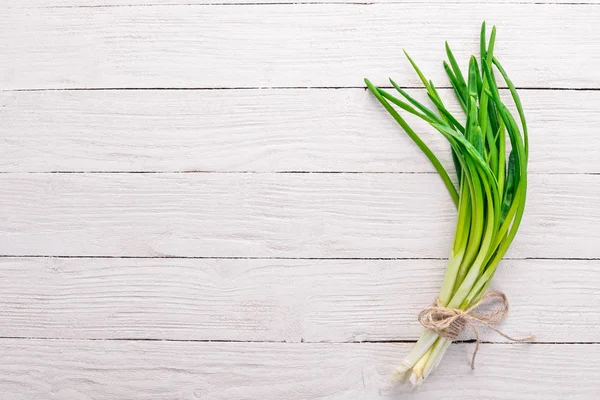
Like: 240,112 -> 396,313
418,290 -> 535,369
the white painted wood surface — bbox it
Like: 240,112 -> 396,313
2,4 -> 600,89
0,257 -> 597,342
2,173 -> 600,258
2,89 -> 599,173
0,173 -> 600,258
2,0 -> 600,398
1,340 -> 599,400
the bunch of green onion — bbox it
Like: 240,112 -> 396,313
365,22 -> 528,387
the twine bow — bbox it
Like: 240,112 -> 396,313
418,290 -> 535,369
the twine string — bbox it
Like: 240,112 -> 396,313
417,290 -> 535,369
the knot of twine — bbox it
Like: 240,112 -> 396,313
418,290 -> 535,369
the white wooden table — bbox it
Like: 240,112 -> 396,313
2,1 -> 600,398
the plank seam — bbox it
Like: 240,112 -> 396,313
1,171 -> 599,175
4,86 -> 600,92
1,255 -> 599,260
0,337 -> 596,345
29,2 -> 600,9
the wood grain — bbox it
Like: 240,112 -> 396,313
1,173 -> 598,258
2,4 -> 599,89
2,88 -> 597,173
0,257 -> 597,342
0,340 -> 598,399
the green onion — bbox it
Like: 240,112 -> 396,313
365,22 -> 528,388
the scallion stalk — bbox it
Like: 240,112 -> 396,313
365,22 -> 528,388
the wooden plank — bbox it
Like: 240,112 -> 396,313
0,257 -> 597,342
2,89 -> 596,173
0,173 -> 598,258
0,340 -> 598,399
1,4 -> 599,89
